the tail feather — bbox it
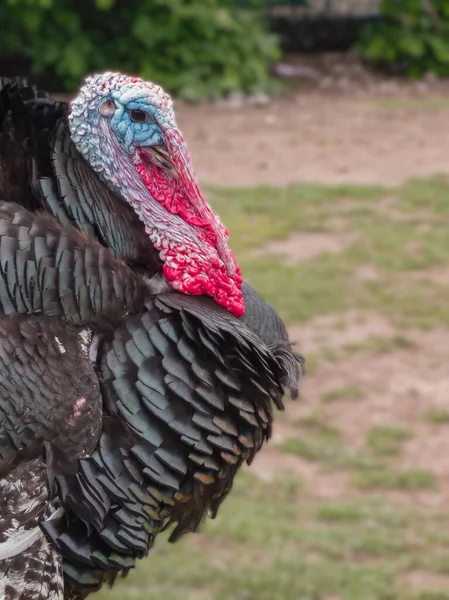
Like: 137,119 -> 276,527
270,340 -> 303,399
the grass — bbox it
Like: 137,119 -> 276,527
206,176 -> 449,327
95,176 -> 449,600
426,410 -> 449,425
95,472 -> 444,600
374,97 -> 449,111
281,412 -> 343,462
353,467 -> 437,492
366,426 -> 412,457
322,384 -> 365,403
343,335 -> 417,356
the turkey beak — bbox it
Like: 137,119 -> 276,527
142,144 -> 178,179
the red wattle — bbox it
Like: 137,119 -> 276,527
136,156 -> 217,247
161,249 -> 244,318
135,135 -> 244,318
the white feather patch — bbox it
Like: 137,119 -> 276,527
0,507 -> 64,560
54,336 -> 66,354
79,328 -> 93,358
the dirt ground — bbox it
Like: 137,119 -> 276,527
176,76 -> 449,187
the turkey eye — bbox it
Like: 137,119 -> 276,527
130,110 -> 148,123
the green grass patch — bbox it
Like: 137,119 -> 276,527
399,176 -> 449,215
240,257 -> 353,324
93,471 -> 445,600
425,410 -> 449,425
374,97 -> 449,111
207,176 -> 449,327
322,384 -> 365,403
282,412 -> 344,462
344,335 -> 416,356
354,467 -> 437,491
366,426 -> 412,457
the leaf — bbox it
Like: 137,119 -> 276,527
22,8 -> 43,32
95,0 -> 115,9
399,33 -> 425,58
357,0 -> 449,78
365,35 -> 398,63
428,34 -> 449,63
1,0 -> 279,100
132,14 -> 155,46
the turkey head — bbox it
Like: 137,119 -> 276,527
69,73 -> 244,317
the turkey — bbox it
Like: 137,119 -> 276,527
0,74 -> 302,599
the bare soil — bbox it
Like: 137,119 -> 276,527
176,82 -> 449,188
251,231 -> 356,264
288,311 -> 395,354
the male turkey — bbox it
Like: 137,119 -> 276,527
0,74 -> 302,599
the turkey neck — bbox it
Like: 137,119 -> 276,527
56,122 -> 163,277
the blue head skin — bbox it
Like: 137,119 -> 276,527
70,73 -> 177,180
108,97 -> 162,150
68,72 -> 244,317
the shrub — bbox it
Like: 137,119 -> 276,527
0,0 -> 280,99
355,0 -> 449,78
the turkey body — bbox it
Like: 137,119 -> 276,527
0,78 -> 301,599
0,317 -> 100,600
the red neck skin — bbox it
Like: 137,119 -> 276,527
135,129 -> 244,318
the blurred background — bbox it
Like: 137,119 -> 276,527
2,1 -> 449,599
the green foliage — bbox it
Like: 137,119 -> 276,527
0,0 -> 279,99
356,0 -> 449,78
